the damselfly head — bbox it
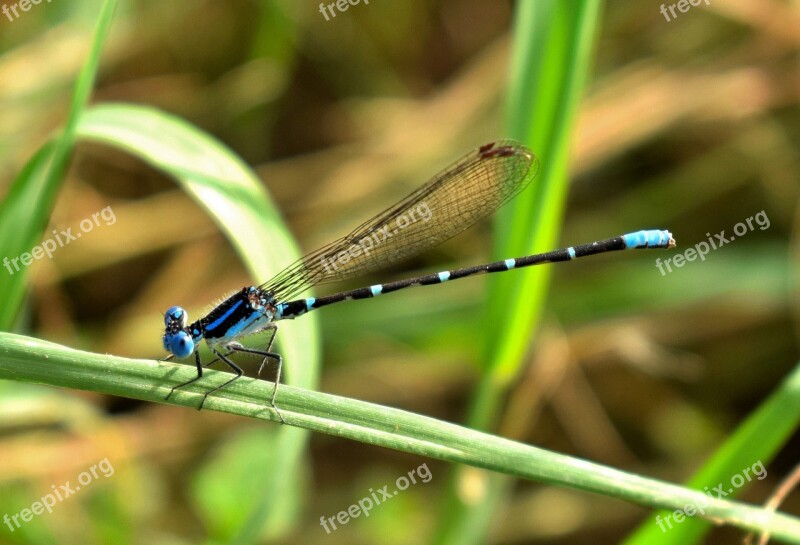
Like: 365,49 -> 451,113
162,305 -> 195,358
164,306 -> 187,328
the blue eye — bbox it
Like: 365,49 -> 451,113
164,331 -> 194,358
164,306 -> 188,327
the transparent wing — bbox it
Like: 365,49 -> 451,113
261,140 -> 539,301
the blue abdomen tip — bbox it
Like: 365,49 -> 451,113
624,230 -> 675,249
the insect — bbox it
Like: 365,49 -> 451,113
162,140 -> 674,421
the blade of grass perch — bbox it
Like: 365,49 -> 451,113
436,2 -> 603,544
75,103 -> 319,540
0,0 -> 117,330
75,103 -> 319,392
623,361 -> 800,545
2,333 -> 800,543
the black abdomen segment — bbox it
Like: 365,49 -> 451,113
274,232 -> 677,320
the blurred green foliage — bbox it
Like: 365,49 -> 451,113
0,0 -> 798,544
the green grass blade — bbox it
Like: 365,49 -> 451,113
2,332 -> 800,543
480,0 -> 602,423
623,361 -> 800,545
435,2 -> 602,544
75,103 -> 318,541
0,0 -> 117,329
0,141 -> 57,329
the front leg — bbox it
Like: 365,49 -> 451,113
165,351 -> 205,401
195,347 -> 244,411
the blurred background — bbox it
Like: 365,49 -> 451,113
0,1 -> 798,544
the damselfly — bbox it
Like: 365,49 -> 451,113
162,140 -> 675,421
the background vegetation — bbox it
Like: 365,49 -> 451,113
0,1 -> 798,544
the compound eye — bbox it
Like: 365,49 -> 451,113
164,306 -> 188,328
164,331 -> 195,358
